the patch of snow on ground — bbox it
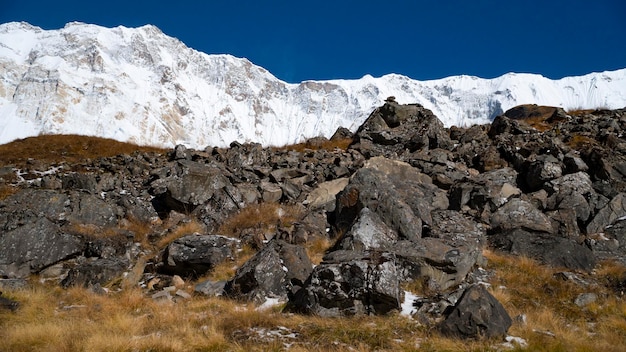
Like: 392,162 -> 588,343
256,297 -> 284,311
401,291 -> 419,317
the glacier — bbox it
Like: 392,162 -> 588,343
0,21 -> 625,149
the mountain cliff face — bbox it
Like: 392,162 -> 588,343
1,21 -> 625,148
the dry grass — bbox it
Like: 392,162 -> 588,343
155,219 -> 206,249
567,108 -> 596,116
3,250 -> 626,351
218,202 -> 304,239
564,133 -> 599,150
0,134 -> 166,168
275,137 -> 354,153
484,249 -> 626,352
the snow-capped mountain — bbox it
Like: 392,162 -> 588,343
1,22 -> 625,149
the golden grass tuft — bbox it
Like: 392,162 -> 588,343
0,134 -> 166,168
565,133 -> 599,150
217,202 -> 304,238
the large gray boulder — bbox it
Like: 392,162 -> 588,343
224,240 -> 313,304
334,157 -> 448,242
351,101 -> 453,157
489,228 -> 596,271
160,234 -> 236,278
0,218 -> 83,278
286,250 -> 402,316
439,284 -> 512,339
392,238 -> 481,292
61,257 -> 129,288
150,160 -> 231,212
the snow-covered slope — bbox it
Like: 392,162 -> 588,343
1,22 -> 625,148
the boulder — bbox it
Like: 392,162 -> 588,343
286,250 -> 401,316
334,157 -> 448,242
587,193 -> 626,234
352,101 -> 453,157
333,207 -> 398,251
224,240 -> 313,303
490,198 -> 554,234
489,228 -> 596,271
160,234 -> 236,278
439,284 -> 512,339
61,257 -> 129,288
0,218 -> 83,278
150,160 -> 231,213
392,238 -> 481,292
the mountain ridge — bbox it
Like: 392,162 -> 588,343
1,21 -> 625,148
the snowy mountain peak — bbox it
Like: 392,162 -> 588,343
0,21 -> 625,149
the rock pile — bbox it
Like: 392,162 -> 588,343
2,100 -> 626,339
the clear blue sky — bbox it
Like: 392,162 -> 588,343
1,0 -> 624,83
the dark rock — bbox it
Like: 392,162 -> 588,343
67,192 -> 120,227
0,218 -> 83,278
0,292 -> 20,311
489,228 -> 596,271
439,284 -> 512,339
224,240 -> 313,303
61,257 -> 129,288
151,160 -> 231,212
352,102 -> 453,157
286,250 -> 401,316
160,234 -> 236,278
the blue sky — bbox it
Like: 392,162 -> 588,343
1,0 -> 624,83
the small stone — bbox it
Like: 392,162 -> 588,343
172,275 -> 185,288
175,290 -> 191,299
151,290 -> 172,301
574,293 -> 597,307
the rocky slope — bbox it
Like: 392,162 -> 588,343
2,102 -> 626,339
1,21 -> 625,148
